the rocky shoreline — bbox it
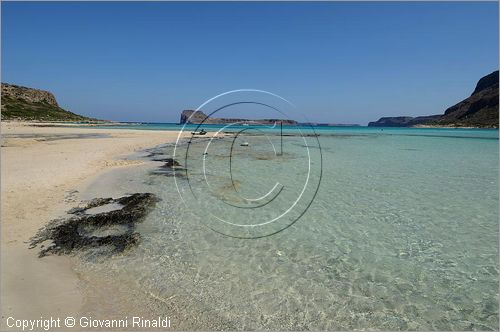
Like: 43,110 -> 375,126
368,71 -> 499,128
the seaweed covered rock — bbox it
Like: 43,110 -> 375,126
29,193 -> 159,257
158,158 -> 181,168
149,156 -> 186,177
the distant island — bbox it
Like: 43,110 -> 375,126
179,110 -> 298,125
180,111 -> 362,127
1,83 -> 99,122
368,70 -> 499,128
299,122 -> 361,127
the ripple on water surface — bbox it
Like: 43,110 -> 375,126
77,131 -> 498,330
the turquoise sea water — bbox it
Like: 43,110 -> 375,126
86,122 -> 499,139
79,125 -> 498,330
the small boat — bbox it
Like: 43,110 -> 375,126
240,142 -> 249,146
191,129 -> 207,135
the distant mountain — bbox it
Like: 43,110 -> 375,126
1,83 -> 97,122
368,115 -> 442,127
368,71 -> 499,128
179,110 -> 298,125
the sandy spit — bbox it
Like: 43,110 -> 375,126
0,121 -> 186,327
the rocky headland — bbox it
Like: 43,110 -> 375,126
368,71 -> 499,128
1,83 -> 98,122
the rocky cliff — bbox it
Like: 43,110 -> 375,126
180,109 -> 298,125
1,83 -> 95,121
435,71 -> 498,127
180,110 -> 209,124
368,71 -> 499,128
2,83 -> 59,106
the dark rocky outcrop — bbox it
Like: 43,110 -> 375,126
1,83 -> 97,121
472,71 -> 499,95
159,158 -> 181,168
180,110 -> 209,124
150,156 -> 186,177
435,71 -> 499,127
368,71 -> 499,128
180,109 -> 298,125
29,193 -> 159,257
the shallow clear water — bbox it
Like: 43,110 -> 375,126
78,128 -> 499,330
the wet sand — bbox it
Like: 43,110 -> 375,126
0,121 -> 185,327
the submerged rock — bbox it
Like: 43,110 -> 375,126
149,156 -> 187,177
150,168 -> 186,178
158,158 -> 181,168
29,193 -> 160,257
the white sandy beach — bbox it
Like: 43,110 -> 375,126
0,122 -> 186,326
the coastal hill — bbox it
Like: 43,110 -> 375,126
1,83 -> 96,121
436,71 -> 499,127
368,70 -> 499,128
180,109 -> 298,125
367,115 -> 442,127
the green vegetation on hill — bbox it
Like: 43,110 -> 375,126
2,96 -> 96,122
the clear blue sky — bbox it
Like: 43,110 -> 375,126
2,2 -> 498,124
